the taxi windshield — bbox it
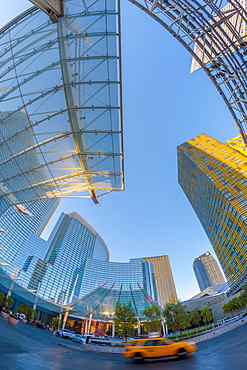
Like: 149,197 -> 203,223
163,338 -> 174,344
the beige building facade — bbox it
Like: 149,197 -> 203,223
143,255 -> 178,307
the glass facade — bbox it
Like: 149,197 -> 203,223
193,251 -> 226,291
178,133 -> 247,295
0,0 -> 123,206
65,283 -> 160,322
16,212 -> 110,304
80,258 -> 157,300
0,198 -> 59,266
8,211 -> 157,311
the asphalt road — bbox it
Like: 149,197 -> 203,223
1,317 -> 247,370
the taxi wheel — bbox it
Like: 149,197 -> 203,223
177,348 -> 187,359
133,352 -> 144,363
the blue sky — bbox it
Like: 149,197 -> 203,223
1,0 -> 237,301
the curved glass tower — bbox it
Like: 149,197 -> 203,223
17,212 -> 110,303
0,0 -> 123,210
7,211 -> 157,307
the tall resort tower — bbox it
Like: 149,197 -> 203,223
193,251 -> 226,291
143,255 -> 178,307
0,198 -> 60,268
178,133 -> 247,296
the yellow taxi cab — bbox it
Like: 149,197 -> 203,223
123,336 -> 197,363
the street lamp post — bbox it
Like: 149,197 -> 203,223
161,318 -> 167,336
7,278 -> 22,298
31,282 -> 41,310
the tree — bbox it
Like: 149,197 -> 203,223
114,302 -> 137,338
18,303 -> 28,315
222,285 -> 247,317
163,302 -> 191,337
0,291 -> 6,308
201,305 -> 213,325
222,286 -> 247,316
190,307 -> 201,327
26,307 -> 37,321
142,305 -> 162,333
163,303 -> 176,329
231,297 -> 242,312
240,285 -> 247,306
176,311 -> 191,336
4,296 -> 14,309
17,303 -> 36,321
222,301 -> 231,315
50,317 -> 62,330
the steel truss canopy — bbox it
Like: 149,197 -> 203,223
0,0 -> 123,210
65,282 -> 160,321
129,0 -> 247,144
29,0 -> 64,22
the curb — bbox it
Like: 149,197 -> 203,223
58,342 -> 124,354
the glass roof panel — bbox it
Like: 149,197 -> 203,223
0,0 -> 123,210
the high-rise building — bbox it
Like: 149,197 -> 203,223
0,198 -> 60,267
14,212 -> 158,305
80,258 -> 157,301
24,212 -> 110,303
191,0 -> 247,72
142,255 -> 178,307
193,251 -> 226,291
177,133 -> 247,296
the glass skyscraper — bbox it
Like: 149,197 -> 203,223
193,251 -> 226,291
178,133 -> 247,296
81,258 -> 157,299
0,198 -> 60,267
13,212 -> 157,306
17,212 -> 109,303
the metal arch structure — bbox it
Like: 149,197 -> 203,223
0,0 -> 124,212
65,281 -> 161,321
129,0 -> 247,144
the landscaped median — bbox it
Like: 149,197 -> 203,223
189,315 -> 247,343
58,315 -> 247,354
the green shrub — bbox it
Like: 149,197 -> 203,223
168,335 -> 176,339
9,313 -> 19,320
